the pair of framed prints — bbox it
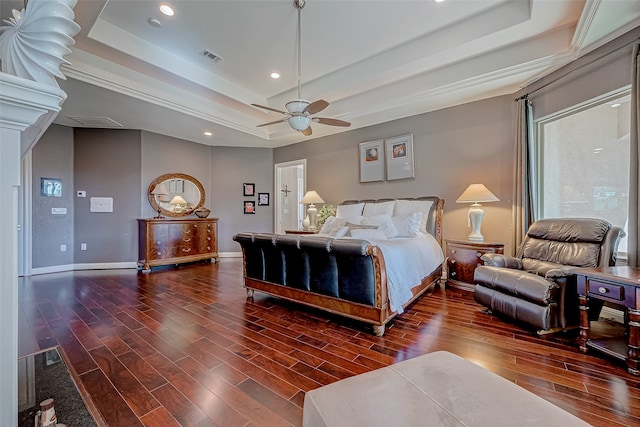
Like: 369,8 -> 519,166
359,134 -> 414,183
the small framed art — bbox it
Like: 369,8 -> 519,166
258,192 -> 270,206
244,200 -> 256,214
385,134 -> 415,180
359,139 -> 385,182
41,177 -> 62,197
243,183 -> 255,196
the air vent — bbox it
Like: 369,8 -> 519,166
201,49 -> 223,63
67,116 -> 123,128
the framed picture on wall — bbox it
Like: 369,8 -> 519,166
258,192 -> 270,206
359,139 -> 385,182
385,134 -> 415,180
243,183 -> 255,196
41,177 -> 62,197
244,200 -> 256,214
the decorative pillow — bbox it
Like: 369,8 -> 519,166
330,226 -> 350,237
361,214 -> 398,238
392,211 -> 424,237
336,203 -> 365,218
349,228 -> 388,241
393,200 -> 433,231
362,200 -> 395,217
319,215 -> 337,234
345,222 -> 377,230
319,216 -> 363,235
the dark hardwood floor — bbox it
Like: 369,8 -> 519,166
18,259 -> 640,426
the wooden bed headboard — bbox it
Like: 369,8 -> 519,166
340,197 -> 444,246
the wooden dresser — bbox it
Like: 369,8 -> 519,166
137,218 -> 218,271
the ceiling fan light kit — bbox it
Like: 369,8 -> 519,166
252,0 -> 350,135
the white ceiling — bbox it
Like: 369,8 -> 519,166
4,0 -> 640,147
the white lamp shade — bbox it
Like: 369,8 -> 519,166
169,195 -> 187,205
456,184 -> 499,204
151,183 -> 169,195
300,190 -> 324,205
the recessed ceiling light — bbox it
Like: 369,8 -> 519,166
611,103 -> 621,108
204,131 -> 213,136
270,72 -> 280,79
159,4 -> 174,16
148,18 -> 162,28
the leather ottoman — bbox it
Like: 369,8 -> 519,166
302,351 -> 589,426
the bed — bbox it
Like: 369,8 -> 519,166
233,197 -> 444,336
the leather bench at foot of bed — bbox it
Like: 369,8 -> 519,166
302,351 -> 589,427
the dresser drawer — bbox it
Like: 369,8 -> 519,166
588,279 -> 624,301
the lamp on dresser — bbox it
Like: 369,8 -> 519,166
300,190 -> 324,231
150,183 -> 169,218
169,195 -> 188,213
456,183 -> 499,242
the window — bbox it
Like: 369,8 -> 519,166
536,89 -> 630,255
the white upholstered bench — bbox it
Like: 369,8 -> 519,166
303,351 -> 590,427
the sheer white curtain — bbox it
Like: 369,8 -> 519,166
629,43 -> 640,267
512,96 -> 536,253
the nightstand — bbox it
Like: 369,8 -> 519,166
445,240 -> 504,291
284,230 -> 319,234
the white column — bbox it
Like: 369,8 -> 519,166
0,72 -> 65,427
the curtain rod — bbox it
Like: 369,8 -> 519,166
514,36 -> 640,102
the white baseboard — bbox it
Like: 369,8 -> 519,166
30,262 -> 137,276
28,257 -> 241,276
219,252 -> 242,258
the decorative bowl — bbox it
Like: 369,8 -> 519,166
194,207 -> 211,218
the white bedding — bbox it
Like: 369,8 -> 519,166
340,233 -> 444,313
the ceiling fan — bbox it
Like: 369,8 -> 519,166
252,0 -> 350,136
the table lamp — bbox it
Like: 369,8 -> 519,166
169,195 -> 188,213
300,190 -> 325,231
456,184 -> 499,242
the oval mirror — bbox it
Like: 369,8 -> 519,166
148,173 -> 205,218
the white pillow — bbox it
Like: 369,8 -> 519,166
319,216 -> 362,235
350,228 -> 387,241
361,214 -> 398,238
336,203 -> 364,218
319,216 -> 337,234
392,211 -> 424,237
393,200 -> 433,231
362,200 -> 395,217
330,226 -> 349,237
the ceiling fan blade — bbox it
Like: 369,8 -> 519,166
313,117 -> 351,127
251,103 -> 287,115
256,118 -> 287,127
303,99 -> 329,115
300,126 -> 312,136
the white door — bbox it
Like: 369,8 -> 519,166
274,159 -> 306,233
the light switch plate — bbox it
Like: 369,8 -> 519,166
77,190 -> 86,197
52,208 -> 67,215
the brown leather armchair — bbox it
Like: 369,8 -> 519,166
474,218 -> 625,333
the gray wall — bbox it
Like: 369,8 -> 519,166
32,125 -> 74,268
210,146 -> 274,252
274,95 -> 516,254
74,128 -> 142,263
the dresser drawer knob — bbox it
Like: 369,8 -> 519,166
451,272 -> 457,277
157,252 -> 161,256
207,237 -> 211,241
207,246 -> 211,250
450,259 -> 456,264
598,287 -> 609,294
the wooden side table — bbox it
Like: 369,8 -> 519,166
575,266 -> 640,375
445,240 -> 504,291
284,230 -> 318,234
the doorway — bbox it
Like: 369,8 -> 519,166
274,159 -> 306,234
